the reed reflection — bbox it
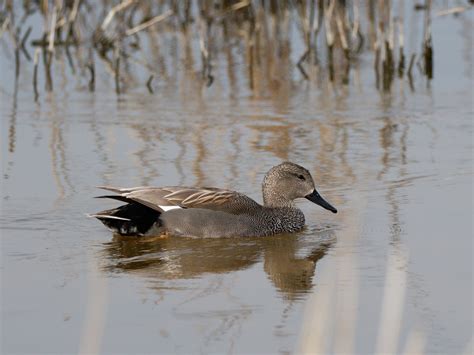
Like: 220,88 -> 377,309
102,231 -> 335,300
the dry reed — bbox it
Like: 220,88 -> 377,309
0,0 -> 461,98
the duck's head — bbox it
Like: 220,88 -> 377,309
262,161 -> 337,213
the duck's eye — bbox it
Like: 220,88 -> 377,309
297,174 -> 305,181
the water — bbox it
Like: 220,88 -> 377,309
1,6 -> 473,355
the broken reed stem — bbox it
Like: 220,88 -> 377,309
33,48 -> 40,101
125,10 -> 173,36
218,0 -> 250,18
20,26 -> 32,60
146,75 -> 154,93
101,0 -> 135,31
436,6 -> 469,17
297,50 -> 310,80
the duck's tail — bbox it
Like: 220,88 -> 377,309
89,198 -> 161,236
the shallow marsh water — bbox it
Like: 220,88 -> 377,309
1,6 -> 473,355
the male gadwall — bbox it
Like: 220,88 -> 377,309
91,162 -> 337,238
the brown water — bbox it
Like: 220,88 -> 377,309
1,7 -> 473,355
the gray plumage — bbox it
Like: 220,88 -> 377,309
91,161 -> 337,238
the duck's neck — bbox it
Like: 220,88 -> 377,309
262,187 -> 295,208
263,197 -> 295,208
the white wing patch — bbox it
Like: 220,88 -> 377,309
159,205 -> 182,212
87,214 -> 131,221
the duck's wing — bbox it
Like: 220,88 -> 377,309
97,186 -> 262,215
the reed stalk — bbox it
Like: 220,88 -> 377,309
33,48 -> 40,101
422,0 -> 433,79
87,48 -> 95,92
397,0 -> 405,77
114,48 -> 120,95
1,0 -> 448,95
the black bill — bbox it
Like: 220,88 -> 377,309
305,189 -> 337,213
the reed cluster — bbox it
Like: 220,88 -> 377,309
1,0 -> 465,100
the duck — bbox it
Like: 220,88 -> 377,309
90,161 -> 337,238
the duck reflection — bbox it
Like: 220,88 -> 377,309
102,230 -> 335,300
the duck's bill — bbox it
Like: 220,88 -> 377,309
305,189 -> 337,213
